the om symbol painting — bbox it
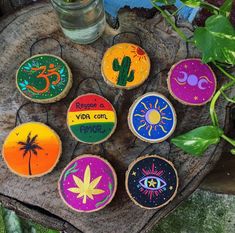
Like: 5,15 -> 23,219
16,54 -> 72,103
167,59 -> 216,105
101,43 -> 150,89
126,155 -> 178,209
58,155 -> 117,212
128,93 -> 177,143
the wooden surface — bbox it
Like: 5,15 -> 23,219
0,0 -> 33,15
0,2 -> 234,232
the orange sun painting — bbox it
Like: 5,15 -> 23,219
129,93 -> 177,143
131,45 -> 148,61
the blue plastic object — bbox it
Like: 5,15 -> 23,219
104,0 -> 199,22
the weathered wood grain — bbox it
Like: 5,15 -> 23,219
0,2 -> 234,232
0,0 -> 38,15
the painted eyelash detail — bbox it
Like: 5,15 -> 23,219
137,163 -> 167,201
139,175 -> 166,191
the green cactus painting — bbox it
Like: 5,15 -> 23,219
112,56 -> 134,86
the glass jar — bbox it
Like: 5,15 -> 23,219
51,0 -> 106,44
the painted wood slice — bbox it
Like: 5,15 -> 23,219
167,58 -> 216,105
101,43 -> 151,89
128,92 -> 177,143
58,155 -> 117,212
126,155 -> 179,209
2,122 -> 62,177
16,54 -> 72,103
67,93 -> 117,144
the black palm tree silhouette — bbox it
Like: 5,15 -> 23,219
18,132 -> 43,175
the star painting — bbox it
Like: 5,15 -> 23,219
128,93 -> 177,143
168,59 -> 216,105
59,155 -> 117,212
126,155 -> 179,209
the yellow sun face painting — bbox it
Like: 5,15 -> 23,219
101,43 -> 151,89
128,93 -> 177,143
2,122 -> 61,177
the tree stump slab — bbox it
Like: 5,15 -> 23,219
0,2 -> 233,232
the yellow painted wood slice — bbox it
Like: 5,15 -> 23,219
101,43 -> 151,89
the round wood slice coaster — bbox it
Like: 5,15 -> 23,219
167,58 -> 217,106
125,155 -> 179,209
16,54 -> 73,103
101,43 -> 151,89
128,92 -> 177,143
58,154 -> 117,213
67,93 -> 117,144
2,122 -> 62,178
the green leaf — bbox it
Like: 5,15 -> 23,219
182,1 -> 220,13
230,149 -> 235,155
220,0 -> 233,17
171,126 -> 223,156
181,0 -> 201,7
194,15 -> 235,65
152,0 -> 176,6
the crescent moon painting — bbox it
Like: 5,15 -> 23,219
198,79 -> 208,90
168,59 -> 216,106
177,71 -> 188,83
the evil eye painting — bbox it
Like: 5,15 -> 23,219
126,155 -> 179,209
139,175 -> 166,191
128,93 -> 177,143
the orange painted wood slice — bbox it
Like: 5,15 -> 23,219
2,122 -> 62,177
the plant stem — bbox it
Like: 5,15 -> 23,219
201,2 -> 220,13
221,90 -> 235,103
151,2 -> 188,41
210,90 -> 220,126
210,81 -> 235,127
222,134 -> 235,147
172,5 -> 184,16
213,63 -> 235,81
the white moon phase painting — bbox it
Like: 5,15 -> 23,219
167,59 -> 216,106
